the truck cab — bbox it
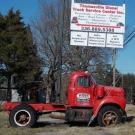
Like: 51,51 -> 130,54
65,71 -> 126,126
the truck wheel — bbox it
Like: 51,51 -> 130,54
9,104 -> 36,127
97,106 -> 122,127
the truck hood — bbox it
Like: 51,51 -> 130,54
97,85 -> 125,97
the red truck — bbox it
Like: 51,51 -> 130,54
3,71 -> 126,127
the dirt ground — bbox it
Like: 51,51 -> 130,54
0,104 -> 135,135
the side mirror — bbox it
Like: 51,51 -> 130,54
96,87 -> 105,99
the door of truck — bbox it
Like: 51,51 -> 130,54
74,75 -> 94,107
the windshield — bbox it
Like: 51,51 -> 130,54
77,75 -> 96,88
77,76 -> 91,87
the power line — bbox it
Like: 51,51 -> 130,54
123,0 -> 135,46
124,28 -> 135,46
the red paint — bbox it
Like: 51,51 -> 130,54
3,71 -> 126,119
76,23 -> 123,29
3,102 -> 66,112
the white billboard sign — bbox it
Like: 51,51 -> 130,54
70,0 -> 125,48
88,33 -> 106,47
70,31 -> 88,46
70,2 -> 125,33
106,34 -> 124,48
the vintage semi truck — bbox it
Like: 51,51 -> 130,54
3,71 -> 127,127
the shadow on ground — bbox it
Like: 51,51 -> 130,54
34,119 -> 99,128
126,116 -> 135,122
34,115 -> 135,128
34,119 -> 67,128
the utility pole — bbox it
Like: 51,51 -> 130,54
56,0 -> 65,103
122,74 -> 123,87
112,49 -> 116,87
131,85 -> 133,104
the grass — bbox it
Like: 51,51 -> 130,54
0,104 -> 2,111
0,104 -> 135,135
0,112 -> 8,128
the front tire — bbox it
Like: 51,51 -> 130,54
9,104 -> 36,127
97,106 -> 122,127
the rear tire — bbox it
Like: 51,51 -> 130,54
97,106 -> 122,127
9,104 -> 36,127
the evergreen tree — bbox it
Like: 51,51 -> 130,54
0,9 -> 42,101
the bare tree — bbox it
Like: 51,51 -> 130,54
32,0 -> 112,102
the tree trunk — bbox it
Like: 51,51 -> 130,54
7,75 -> 11,101
50,82 -> 56,102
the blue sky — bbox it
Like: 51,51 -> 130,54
116,0 -> 135,74
0,0 -> 135,74
0,0 -> 39,24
